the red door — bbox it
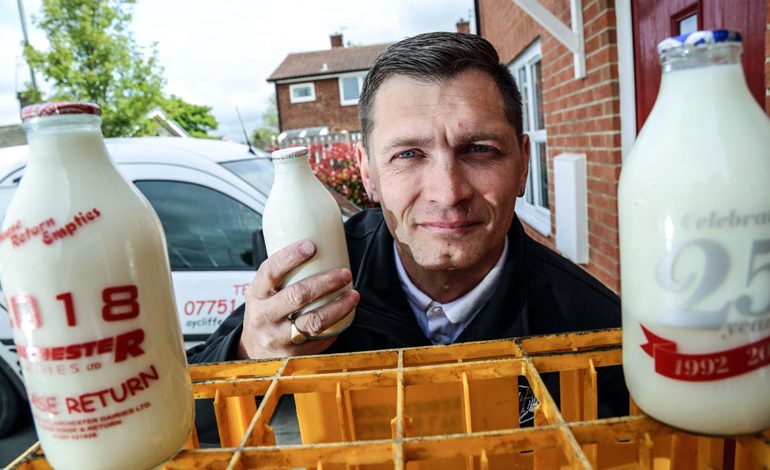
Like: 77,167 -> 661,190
632,0 -> 766,131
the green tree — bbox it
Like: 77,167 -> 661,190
250,93 -> 278,150
140,95 -> 219,139
24,0 -> 163,137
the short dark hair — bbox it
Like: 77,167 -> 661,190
358,32 -> 523,152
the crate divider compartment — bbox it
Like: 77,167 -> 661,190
7,328 -> 770,470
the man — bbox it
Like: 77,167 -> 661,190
189,32 -> 625,433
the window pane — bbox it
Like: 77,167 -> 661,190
538,142 -> 549,209
678,14 -> 697,35
517,68 -> 530,132
525,152 -> 535,204
532,60 -> 545,130
341,76 -> 360,101
293,86 -> 312,98
135,181 -> 261,270
221,159 -> 274,197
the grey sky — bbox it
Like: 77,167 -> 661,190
1,0 -> 475,142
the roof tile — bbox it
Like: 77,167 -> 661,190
268,43 -> 391,81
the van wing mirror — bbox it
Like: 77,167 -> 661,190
251,229 -> 268,270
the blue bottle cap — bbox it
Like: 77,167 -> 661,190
657,30 -> 742,56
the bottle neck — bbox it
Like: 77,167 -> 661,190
24,114 -> 110,166
661,42 -> 742,72
272,154 -> 314,178
658,43 -> 752,105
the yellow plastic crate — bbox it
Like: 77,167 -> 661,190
7,328 -> 770,469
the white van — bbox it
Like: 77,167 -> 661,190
0,136 -> 359,436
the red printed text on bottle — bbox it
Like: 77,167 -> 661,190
0,207 -> 101,248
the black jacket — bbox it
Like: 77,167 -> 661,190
187,209 -> 627,440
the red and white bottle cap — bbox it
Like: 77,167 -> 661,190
21,102 -> 101,121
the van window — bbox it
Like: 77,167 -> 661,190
135,180 -> 261,270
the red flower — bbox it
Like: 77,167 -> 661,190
285,142 -> 374,207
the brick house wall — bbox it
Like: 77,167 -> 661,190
276,78 -> 362,132
480,0 -> 622,291
481,0 -> 770,293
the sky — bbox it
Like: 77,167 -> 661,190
0,0 -> 476,142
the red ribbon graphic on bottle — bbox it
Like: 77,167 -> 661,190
640,324 -> 770,382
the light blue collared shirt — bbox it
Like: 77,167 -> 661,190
394,238 -> 509,345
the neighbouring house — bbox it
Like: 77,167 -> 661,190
146,108 -> 190,138
267,33 -> 390,140
478,0 -> 768,292
0,109 -> 188,147
0,125 -> 25,149
268,20 -> 473,142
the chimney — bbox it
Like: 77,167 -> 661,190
330,33 -> 344,48
456,18 -> 470,34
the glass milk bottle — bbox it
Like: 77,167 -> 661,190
0,102 -> 193,469
262,146 -> 355,336
619,31 -> 770,435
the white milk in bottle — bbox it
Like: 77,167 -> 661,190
0,102 -> 193,469
619,31 -> 770,435
262,146 -> 354,335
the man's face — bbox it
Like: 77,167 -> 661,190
357,69 -> 529,274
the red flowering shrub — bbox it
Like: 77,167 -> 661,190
298,141 -> 374,208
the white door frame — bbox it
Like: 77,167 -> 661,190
616,0 -> 637,161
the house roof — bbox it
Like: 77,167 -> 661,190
267,43 -> 392,82
0,124 -> 26,148
146,108 -> 190,138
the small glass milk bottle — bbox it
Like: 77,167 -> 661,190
261,146 -> 355,336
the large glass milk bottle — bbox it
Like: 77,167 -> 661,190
262,146 -> 355,336
0,102 -> 193,469
619,31 -> 770,435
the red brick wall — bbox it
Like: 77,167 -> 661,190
480,0 -> 622,292
276,78 -> 361,132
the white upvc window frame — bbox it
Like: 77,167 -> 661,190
338,73 -> 366,106
510,39 -> 551,236
289,83 -> 316,103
